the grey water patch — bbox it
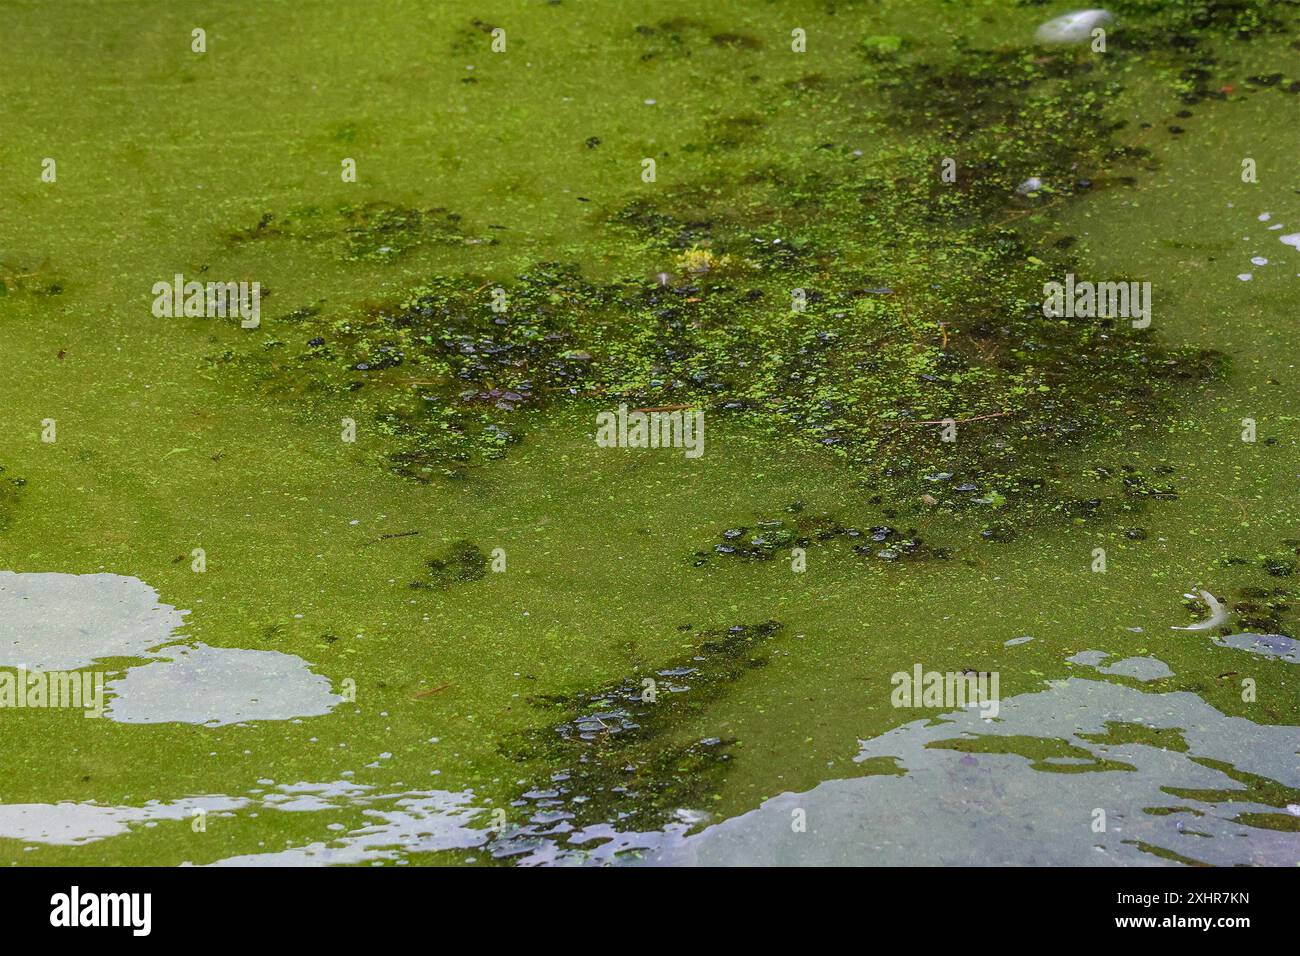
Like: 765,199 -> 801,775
0,571 -> 341,726
105,643 -> 343,727
1096,657 -> 1173,682
1066,650 -> 1173,681
1214,633 -> 1300,664
0,777 -> 488,862
663,679 -> 1296,866
1004,636 -> 1034,647
258,779 -> 374,813
0,571 -> 188,669
0,780 -> 490,865
0,781 -> 378,848
510,671 -> 1300,866
0,795 -> 247,846
202,790 -> 489,866
1066,649 -> 1110,667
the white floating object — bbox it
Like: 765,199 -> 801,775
1173,589 -> 1228,631
1035,9 -> 1114,45
1280,232 -> 1300,249
1016,176 -> 1044,195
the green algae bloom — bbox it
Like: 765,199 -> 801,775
0,0 -> 1297,872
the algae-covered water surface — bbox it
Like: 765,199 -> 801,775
1,0 -> 1298,878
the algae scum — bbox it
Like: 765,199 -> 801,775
0,1 -> 1298,866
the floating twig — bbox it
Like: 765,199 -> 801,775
895,410 -> 1013,427
631,404 -> 694,413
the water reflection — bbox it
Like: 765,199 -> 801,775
2,571 -> 1293,866
495,665 -> 1300,866
0,572 -> 341,725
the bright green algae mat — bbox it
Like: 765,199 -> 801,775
0,0 -> 1298,864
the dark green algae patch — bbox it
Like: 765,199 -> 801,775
493,620 -> 785,853
417,539 -> 489,588
1211,538 -> 1300,637
227,201 -> 476,264
207,10 -> 1266,551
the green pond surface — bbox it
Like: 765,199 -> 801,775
0,0 -> 1297,865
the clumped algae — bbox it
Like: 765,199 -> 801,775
228,202 -> 474,264
496,620 -> 783,851
418,539 -> 489,587
218,9 -> 1255,545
